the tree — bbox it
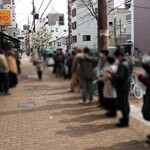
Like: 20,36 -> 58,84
30,27 -> 51,53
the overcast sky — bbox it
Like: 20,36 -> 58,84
15,0 -> 123,30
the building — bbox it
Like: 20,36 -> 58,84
43,12 -> 68,52
0,0 -> 19,51
68,0 -> 115,51
125,0 -> 150,55
112,8 -> 131,53
16,34 -> 26,51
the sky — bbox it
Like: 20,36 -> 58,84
15,0 -> 68,29
15,0 -> 123,30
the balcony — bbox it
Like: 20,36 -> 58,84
126,33 -> 131,41
126,13 -> 131,23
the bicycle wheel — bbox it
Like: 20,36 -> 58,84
133,85 -> 143,99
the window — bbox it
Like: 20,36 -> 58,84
72,22 -> 76,30
56,36 -> 58,39
56,28 -> 58,32
59,16 -> 64,25
83,35 -> 91,41
64,30 -> 67,32
57,42 -> 61,47
51,30 -> 54,32
109,22 -> 113,26
49,42 -> 52,46
72,35 -> 77,43
72,8 -> 76,17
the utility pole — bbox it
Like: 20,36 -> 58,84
32,0 -> 35,32
28,18 -> 30,53
114,17 -> 117,46
119,19 -> 122,46
98,0 -> 109,51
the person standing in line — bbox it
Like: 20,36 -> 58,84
96,49 -> 109,108
68,48 -> 82,92
98,56 -> 118,117
0,50 -> 10,95
7,51 -> 18,88
136,55 -> 150,144
79,47 -> 94,104
35,55 -> 43,81
112,50 -> 133,127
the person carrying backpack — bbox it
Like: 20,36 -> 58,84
79,47 -> 94,104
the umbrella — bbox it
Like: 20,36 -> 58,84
43,49 -> 55,54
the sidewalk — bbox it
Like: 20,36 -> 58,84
0,55 -> 150,150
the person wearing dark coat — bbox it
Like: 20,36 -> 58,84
113,50 -> 133,127
137,61 -> 150,144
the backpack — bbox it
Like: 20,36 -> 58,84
79,57 -> 94,79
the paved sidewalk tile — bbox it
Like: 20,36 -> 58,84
0,55 -> 150,150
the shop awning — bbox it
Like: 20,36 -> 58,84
0,32 -> 20,48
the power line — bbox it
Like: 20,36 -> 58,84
35,0 -> 53,27
37,0 -> 45,13
133,5 -> 150,10
40,0 -> 52,19
77,18 -> 95,27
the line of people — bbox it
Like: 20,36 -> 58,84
0,50 -> 20,96
60,47 -> 132,128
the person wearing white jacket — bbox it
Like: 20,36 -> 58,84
98,56 -> 118,117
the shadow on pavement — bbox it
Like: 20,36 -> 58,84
56,124 -> 117,137
60,114 -> 113,124
52,106 -> 100,116
0,103 -> 84,116
85,140 -> 150,150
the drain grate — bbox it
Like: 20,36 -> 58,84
18,102 -> 35,108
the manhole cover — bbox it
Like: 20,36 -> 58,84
18,102 -> 35,108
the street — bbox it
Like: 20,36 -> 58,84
0,55 -> 150,150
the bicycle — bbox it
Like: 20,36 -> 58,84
93,80 -> 98,96
129,74 -> 143,99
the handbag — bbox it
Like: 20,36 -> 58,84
142,94 -> 150,121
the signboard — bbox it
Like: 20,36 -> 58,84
0,9 -> 11,26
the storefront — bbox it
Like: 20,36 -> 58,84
0,32 -> 20,53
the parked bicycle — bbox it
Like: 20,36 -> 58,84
129,74 -> 143,99
93,74 -> 143,99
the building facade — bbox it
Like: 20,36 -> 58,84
43,12 -> 68,52
125,0 -> 150,54
68,0 -> 115,51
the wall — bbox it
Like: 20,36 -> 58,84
134,0 -> 150,54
